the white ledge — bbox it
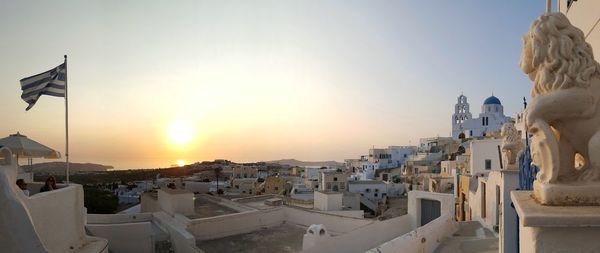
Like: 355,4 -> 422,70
511,191 -> 600,227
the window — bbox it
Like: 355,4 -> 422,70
365,188 -> 370,193
333,177 -> 338,181
274,187 -> 279,191
375,189 -> 379,193
485,159 -> 492,170
374,193 -> 378,197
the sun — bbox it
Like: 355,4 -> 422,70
176,160 -> 186,167
167,120 -> 194,146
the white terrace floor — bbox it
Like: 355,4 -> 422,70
196,223 -> 307,253
434,221 -> 498,253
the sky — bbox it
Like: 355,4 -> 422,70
0,1 -> 549,169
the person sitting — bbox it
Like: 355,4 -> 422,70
39,176 -> 58,192
16,179 -> 30,197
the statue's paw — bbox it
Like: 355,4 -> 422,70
578,169 -> 600,182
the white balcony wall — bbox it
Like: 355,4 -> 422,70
86,213 -> 155,253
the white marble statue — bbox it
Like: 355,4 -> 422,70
520,13 -> 600,205
501,121 -> 523,170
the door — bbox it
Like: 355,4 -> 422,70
420,199 -> 441,226
496,185 -> 501,230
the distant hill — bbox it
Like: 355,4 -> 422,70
267,159 -> 343,168
22,162 -> 113,174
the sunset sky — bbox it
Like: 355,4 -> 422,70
0,1 -> 546,169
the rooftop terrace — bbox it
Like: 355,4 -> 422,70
187,195 -> 239,219
196,223 -> 306,253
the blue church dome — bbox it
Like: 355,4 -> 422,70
483,96 -> 501,105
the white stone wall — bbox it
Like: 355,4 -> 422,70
158,190 -> 194,216
26,185 -> 89,253
342,193 -> 360,210
186,206 -> 372,241
187,208 -> 285,240
313,191 -> 343,211
86,221 -> 154,253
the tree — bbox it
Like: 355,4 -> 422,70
84,187 -> 119,214
214,167 -> 223,195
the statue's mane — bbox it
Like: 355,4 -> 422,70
521,13 -> 600,97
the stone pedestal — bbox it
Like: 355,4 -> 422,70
511,191 -> 600,253
533,180 -> 600,205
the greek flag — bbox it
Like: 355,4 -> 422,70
20,63 -> 66,111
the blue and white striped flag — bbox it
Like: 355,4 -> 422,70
20,63 -> 66,111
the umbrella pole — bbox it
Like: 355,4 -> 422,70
64,55 -> 70,185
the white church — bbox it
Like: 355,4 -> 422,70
451,94 -> 512,139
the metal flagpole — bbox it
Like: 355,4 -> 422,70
64,55 -> 70,184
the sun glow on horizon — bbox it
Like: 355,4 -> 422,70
176,160 -> 186,167
167,120 -> 194,146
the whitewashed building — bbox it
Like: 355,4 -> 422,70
452,94 -> 513,139
318,171 -> 347,192
468,138 -> 503,175
348,180 -> 388,203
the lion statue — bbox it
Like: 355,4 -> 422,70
520,12 -> 600,184
500,121 -> 523,169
